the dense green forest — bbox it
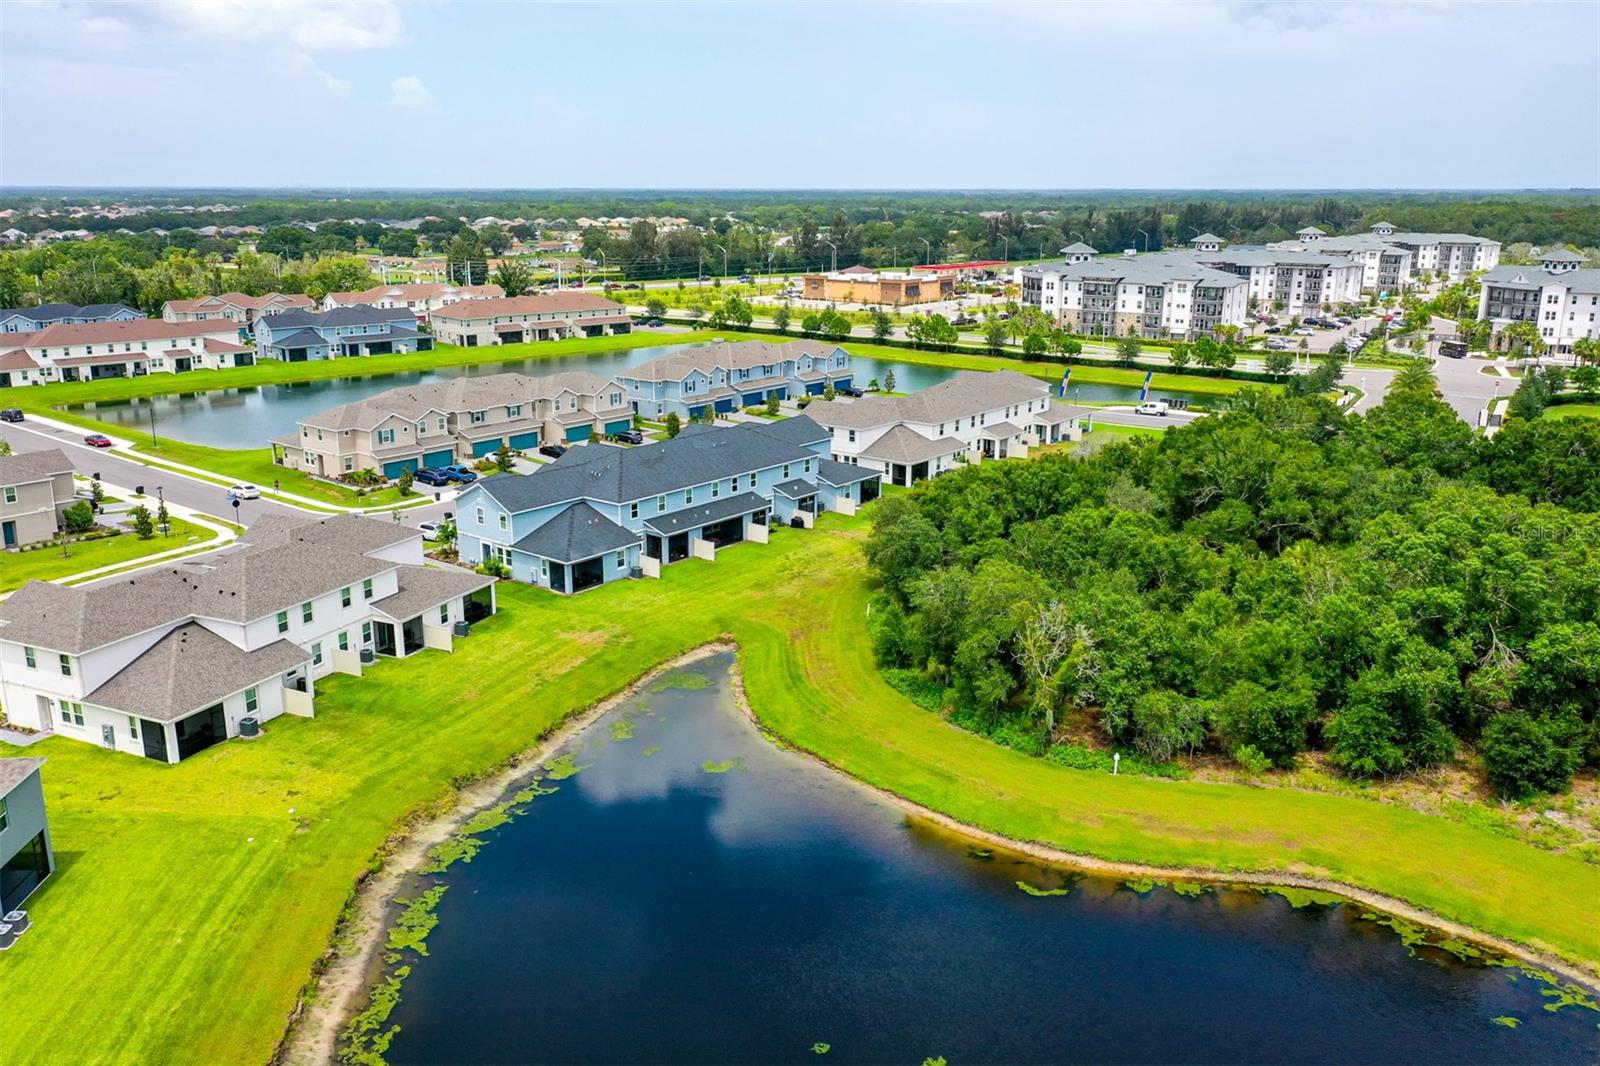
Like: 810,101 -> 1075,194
864,368 -> 1600,801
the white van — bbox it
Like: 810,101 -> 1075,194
1135,401 -> 1170,417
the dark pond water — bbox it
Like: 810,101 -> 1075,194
65,342 -> 1211,448
374,651 -> 1599,1064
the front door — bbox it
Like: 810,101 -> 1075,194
2,521 -> 15,548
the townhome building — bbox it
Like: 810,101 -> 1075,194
0,449 -> 75,549
162,292 -> 313,334
254,305 -> 431,362
0,514 -> 495,763
322,282 -> 504,323
0,758 -> 52,916
807,369 -> 1055,486
0,303 -> 143,335
455,416 -> 880,594
617,340 -> 854,420
1019,249 -> 1250,339
429,293 -> 632,346
1477,249 -> 1600,356
0,319 -> 253,383
270,370 -> 632,480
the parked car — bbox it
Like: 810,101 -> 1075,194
0,408 -> 22,422
647,318 -> 664,327
1302,317 -> 1322,326
1337,316 -> 1354,325
539,444 -> 567,459
1264,325 -> 1283,334
1264,339 -> 1289,350
229,484 -> 261,500
623,283 -> 643,290
83,433 -> 112,447
418,521 -> 442,540
441,465 -> 479,483
1135,401 -> 1170,417
738,274 -> 753,283
611,429 -> 644,445
838,386 -> 864,398
414,467 -> 452,486
1292,327 -> 1314,336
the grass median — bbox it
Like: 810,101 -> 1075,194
0,516 -> 219,593
2,510 -> 1597,1065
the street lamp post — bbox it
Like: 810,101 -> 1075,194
1135,229 -> 1149,253
148,402 -> 158,445
823,240 -> 838,273
1001,236 -> 1009,261
918,238 -> 932,266
716,244 -> 728,277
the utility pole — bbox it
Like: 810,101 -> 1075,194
716,243 -> 728,277
918,237 -> 932,267
823,240 -> 837,273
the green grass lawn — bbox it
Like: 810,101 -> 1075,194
2,514 -> 1598,1065
1546,402 -> 1600,420
0,517 -> 219,593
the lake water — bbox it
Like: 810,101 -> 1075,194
65,342 -> 1212,448
370,651 -> 1598,1065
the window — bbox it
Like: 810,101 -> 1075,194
417,421 -> 426,435
506,404 -> 522,418
438,417 -> 447,432
686,487 -> 694,504
657,495 -> 666,512
782,464 -> 791,478
23,646 -> 35,669
476,506 -> 485,525
312,642 -> 323,666
301,601 -> 314,623
341,586 -> 352,608
245,687 -> 258,714
277,610 -> 289,634
362,621 -> 373,644
59,701 -> 83,727
2,486 -> 14,504
377,428 -> 395,445
344,456 -> 355,472
59,653 -> 71,677
629,501 -> 639,519
615,551 -> 626,569
470,410 -> 486,424
362,578 -> 374,600
541,559 -> 550,580
711,480 -> 720,498
847,430 -> 856,443
498,513 -> 508,531
127,715 -> 140,740
440,604 -> 450,624
610,392 -> 622,406
338,631 -> 349,652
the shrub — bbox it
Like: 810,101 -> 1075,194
347,468 -> 382,487
62,500 -> 95,534
664,412 -> 682,438
1231,744 -> 1273,775
476,557 -> 509,578
395,469 -> 415,497
129,504 -> 155,540
1479,713 -> 1577,799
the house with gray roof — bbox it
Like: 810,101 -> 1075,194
0,303 -> 142,336
0,757 -> 52,917
0,448 -> 74,549
454,415 -> 878,593
255,305 -> 430,362
616,340 -> 854,420
0,513 -> 495,763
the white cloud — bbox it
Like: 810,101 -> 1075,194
390,75 -> 439,112
144,1 -> 407,51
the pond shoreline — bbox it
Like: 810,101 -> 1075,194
280,639 -> 1600,1064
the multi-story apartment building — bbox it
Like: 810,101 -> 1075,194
1368,222 -> 1500,281
0,514 -> 495,763
321,282 -> 504,324
616,340 -> 854,420
807,369 -> 1053,486
0,449 -> 75,549
254,305 -> 431,361
1188,243 -> 1365,315
269,370 -> 633,480
455,417 -> 880,594
1019,249 -> 1250,339
162,292 -> 313,334
0,303 -> 142,335
429,293 -> 632,346
1477,249 -> 1599,356
0,319 -> 253,382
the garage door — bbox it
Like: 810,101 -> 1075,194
564,424 -> 592,443
423,449 -> 454,468
604,419 -> 632,435
742,392 -> 763,406
807,381 -> 825,394
383,457 -> 419,479
510,432 -> 539,450
714,398 -> 735,414
471,438 -> 503,458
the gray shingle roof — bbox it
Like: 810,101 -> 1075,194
0,758 -> 45,797
238,512 -> 419,556
0,448 -> 72,486
642,491 -> 768,535
979,421 -> 1021,438
1021,253 -> 1250,292
1060,242 -> 1097,254
265,305 -> 418,331
1539,248 -> 1586,263
181,542 -> 394,623
807,370 -> 1048,430
860,425 -> 965,464
510,502 -> 639,562
266,328 -> 327,349
84,623 -> 308,723
815,458 -> 877,486
739,414 -> 829,448
771,478 -> 817,498
372,564 -> 495,621
298,370 -> 621,432
619,339 -> 843,383
1191,233 -> 1224,244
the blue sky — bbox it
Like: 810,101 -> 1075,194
3,0 -> 1596,189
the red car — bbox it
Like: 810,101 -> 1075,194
84,433 -> 113,447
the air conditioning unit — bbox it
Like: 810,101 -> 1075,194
3,910 -> 29,935
0,925 -> 15,951
453,621 -> 470,637
360,649 -> 376,664
238,716 -> 261,739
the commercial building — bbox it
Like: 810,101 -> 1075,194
270,371 -> 632,480
455,416 -> 879,594
0,514 -> 495,763
321,282 -> 504,323
801,266 -> 954,306
0,449 -> 75,549
429,293 -> 632,347
616,340 -> 854,420
162,292 -> 313,333
807,369 -> 1057,485
1477,249 -> 1600,356
1019,248 -> 1250,339
0,319 -> 253,382
0,759 -> 52,916
254,305 -> 431,361
0,303 -> 142,335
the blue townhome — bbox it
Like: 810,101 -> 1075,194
616,340 -> 853,421
0,303 -> 143,335
455,415 -> 880,594
254,305 -> 432,362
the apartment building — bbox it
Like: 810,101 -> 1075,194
429,293 -> 632,346
0,759 -> 52,915
801,266 -> 954,306
1190,244 -> 1366,315
255,305 -> 430,361
1019,249 -> 1250,339
0,303 -> 142,335
0,319 -> 253,382
1477,249 -> 1600,355
1368,222 -> 1501,281
806,369 -> 1055,485
162,292 -> 313,333
0,449 -> 75,549
456,417 -> 879,593
270,371 -> 632,480
616,340 -> 854,420
0,514 -> 495,763
322,282 -> 504,323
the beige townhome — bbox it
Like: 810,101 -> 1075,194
271,371 -> 634,481
161,292 -> 314,331
0,449 -> 75,549
430,293 -> 632,346
2,319 -> 253,382
322,283 -> 504,323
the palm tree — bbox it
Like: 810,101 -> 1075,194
1391,359 -> 1438,397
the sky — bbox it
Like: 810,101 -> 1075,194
2,0 -> 1597,190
